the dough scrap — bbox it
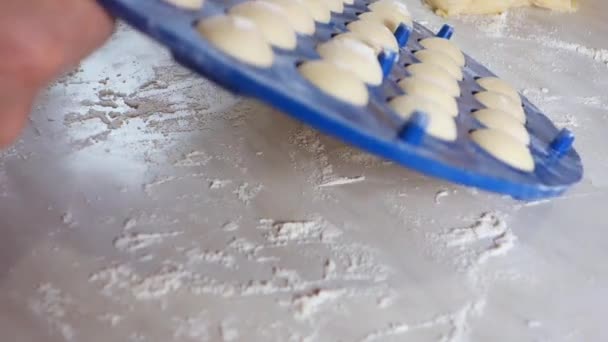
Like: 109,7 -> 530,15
425,0 -> 578,16
229,2 -> 297,49
197,15 -> 274,67
470,129 -> 535,172
317,38 -> 383,85
298,60 -> 369,106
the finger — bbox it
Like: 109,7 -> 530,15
0,87 -> 33,147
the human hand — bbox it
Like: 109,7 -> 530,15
0,0 -> 114,147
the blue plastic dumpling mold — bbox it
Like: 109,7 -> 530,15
96,0 -> 583,200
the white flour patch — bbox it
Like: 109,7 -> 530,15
98,313 -> 123,327
29,284 -> 76,341
173,314 -> 210,340
90,263 -> 195,300
234,182 -> 262,203
319,176 -> 366,187
113,231 -> 182,253
222,221 -> 239,232
219,320 -> 240,341
262,218 -> 343,245
289,288 -> 346,321
186,247 -> 237,269
209,179 -> 232,189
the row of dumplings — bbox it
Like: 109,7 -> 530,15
173,0 -> 536,172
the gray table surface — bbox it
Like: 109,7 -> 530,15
2,1 -> 608,341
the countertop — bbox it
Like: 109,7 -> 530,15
2,1 -> 608,341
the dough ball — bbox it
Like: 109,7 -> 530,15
476,77 -> 521,104
300,0 -> 331,23
473,109 -> 530,145
197,15 -> 274,67
368,0 -> 411,18
163,0 -> 204,10
389,95 -> 458,141
414,49 -> 463,81
406,62 -> 461,98
474,91 -> 525,123
419,37 -> 465,67
346,19 -> 399,52
470,129 -> 535,172
298,60 -> 369,106
229,2 -> 297,49
260,0 -> 316,35
326,0 -> 344,13
398,77 -> 459,117
317,38 -> 383,85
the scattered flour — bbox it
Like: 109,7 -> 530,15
264,218 -> 343,245
29,284 -> 76,341
319,176 -> 365,187
209,179 -> 232,189
290,288 -> 346,321
234,182 -> 262,203
186,247 -> 236,269
219,320 -> 240,341
173,315 -> 210,340
222,221 -> 239,232
113,231 -> 182,253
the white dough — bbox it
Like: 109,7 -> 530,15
197,15 -> 274,67
474,91 -> 526,123
229,2 -> 297,49
406,63 -> 461,98
326,0 -> 344,13
163,0 -> 204,10
398,77 -> 459,117
298,60 -> 369,106
419,37 -> 465,67
470,129 -> 535,172
300,0 -> 331,23
317,38 -> 383,85
358,10 -> 412,33
389,95 -> 458,141
414,49 -> 463,81
343,0 -> 354,5
260,0 -> 316,35
425,0 -> 578,17
476,77 -> 521,104
346,19 -> 399,52
361,1 -> 412,32
368,0 -> 411,18
473,109 -> 530,145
